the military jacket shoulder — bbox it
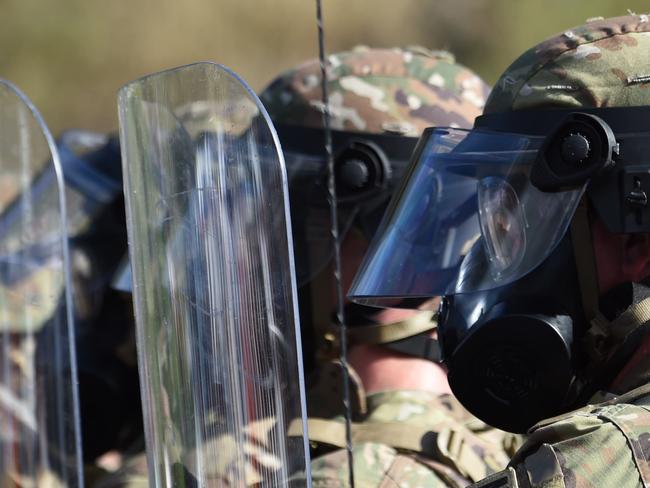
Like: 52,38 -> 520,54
469,384 -> 650,488
308,390 -> 518,487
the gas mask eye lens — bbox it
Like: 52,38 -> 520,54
478,177 -> 526,279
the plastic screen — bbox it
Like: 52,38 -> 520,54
118,63 -> 311,487
0,80 -> 83,487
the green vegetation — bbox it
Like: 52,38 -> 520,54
0,0 -> 647,134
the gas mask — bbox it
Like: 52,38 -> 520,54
350,106 -> 650,433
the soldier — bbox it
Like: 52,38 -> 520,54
261,46 -> 518,487
94,47 -> 518,487
348,14 -> 650,488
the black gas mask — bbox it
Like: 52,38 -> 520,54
349,106 -> 650,433
438,235 -> 585,433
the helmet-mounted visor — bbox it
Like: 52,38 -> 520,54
350,127 -> 584,305
350,106 -> 650,306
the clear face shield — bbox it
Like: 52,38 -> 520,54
349,126 -> 588,306
0,81 -> 83,486
118,62 -> 311,486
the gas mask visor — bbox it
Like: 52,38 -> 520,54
349,125 -> 587,306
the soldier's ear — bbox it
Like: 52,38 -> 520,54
592,216 -> 627,295
592,215 -> 650,293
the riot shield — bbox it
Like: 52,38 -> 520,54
118,63 -> 311,487
0,81 -> 83,486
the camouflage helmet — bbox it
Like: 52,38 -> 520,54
489,13 -> 650,343
485,14 -> 650,114
260,46 -> 490,136
260,47 -> 490,366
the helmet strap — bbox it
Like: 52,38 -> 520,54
570,196 -> 608,362
309,263 -> 339,362
579,297 -> 650,402
347,311 -> 436,345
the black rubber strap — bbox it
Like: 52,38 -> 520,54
384,334 -> 442,362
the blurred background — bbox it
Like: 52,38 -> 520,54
0,0 -> 647,135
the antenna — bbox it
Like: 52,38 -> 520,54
315,1 -> 355,486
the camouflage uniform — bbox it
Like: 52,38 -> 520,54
303,364 -> 520,488
95,370 -> 520,488
468,14 -> 650,488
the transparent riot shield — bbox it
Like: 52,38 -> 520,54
0,81 -> 83,487
118,63 -> 311,487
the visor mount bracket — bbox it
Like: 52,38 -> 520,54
532,113 -> 617,192
623,170 -> 650,230
561,133 -> 591,165
334,140 -> 391,199
626,178 -> 648,209
340,159 -> 370,189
